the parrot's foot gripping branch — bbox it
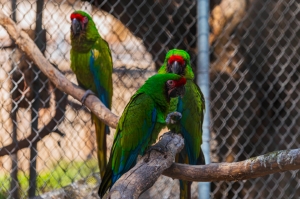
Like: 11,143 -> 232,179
81,89 -> 95,104
165,111 -> 182,125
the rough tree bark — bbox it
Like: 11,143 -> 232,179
163,149 -> 300,181
110,146 -> 300,199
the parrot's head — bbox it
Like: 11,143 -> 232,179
139,74 -> 186,108
162,49 -> 194,80
70,10 -> 98,39
137,73 -> 187,103
165,76 -> 186,99
70,11 -> 89,36
167,54 -> 186,75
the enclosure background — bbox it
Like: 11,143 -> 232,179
0,0 -> 299,198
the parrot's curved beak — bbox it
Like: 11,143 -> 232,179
71,19 -> 81,35
171,61 -> 180,74
171,61 -> 184,75
168,85 -> 185,98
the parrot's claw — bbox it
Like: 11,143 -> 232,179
81,90 -> 95,104
165,111 -> 182,125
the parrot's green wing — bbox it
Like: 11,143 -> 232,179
177,80 -> 205,165
89,38 -> 113,109
176,80 -> 205,199
99,92 -> 165,196
89,40 -> 113,175
111,92 -> 165,180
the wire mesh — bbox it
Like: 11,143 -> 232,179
0,0 -> 299,198
210,0 -> 300,198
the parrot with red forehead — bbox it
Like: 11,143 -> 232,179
69,10 -> 113,178
158,49 -> 205,199
98,73 -> 186,198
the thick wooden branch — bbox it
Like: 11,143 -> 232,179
107,132 -> 184,199
0,10 -> 119,129
107,138 -> 300,198
108,133 -> 300,199
163,149 -> 300,182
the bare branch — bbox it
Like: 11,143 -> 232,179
163,149 -> 300,182
0,10 -> 119,129
108,137 -> 300,198
107,133 -> 184,199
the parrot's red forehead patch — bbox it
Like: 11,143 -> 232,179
168,55 -> 185,66
70,13 -> 85,21
174,77 -> 186,87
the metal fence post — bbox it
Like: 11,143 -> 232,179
197,0 -> 210,198
28,0 -> 44,197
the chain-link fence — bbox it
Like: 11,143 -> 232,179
210,0 -> 300,198
0,0 -> 299,198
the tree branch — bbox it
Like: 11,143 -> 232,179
163,149 -> 300,182
108,137 -> 300,198
0,10 -> 119,129
107,132 -> 184,199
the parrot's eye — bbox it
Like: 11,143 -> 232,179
167,80 -> 175,87
83,17 -> 88,24
82,17 -> 88,29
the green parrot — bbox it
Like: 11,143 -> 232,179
98,73 -> 186,198
69,10 -> 113,177
158,49 -> 205,199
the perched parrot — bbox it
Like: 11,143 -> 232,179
98,73 -> 186,198
69,10 -> 113,177
158,49 -> 205,199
